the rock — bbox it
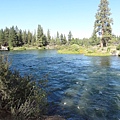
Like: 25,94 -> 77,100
111,50 -> 120,56
44,115 -> 65,120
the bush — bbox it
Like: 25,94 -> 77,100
0,55 -> 47,120
70,44 -> 80,51
107,47 -> 111,52
116,44 -> 120,50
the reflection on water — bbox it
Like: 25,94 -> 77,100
8,50 -> 120,120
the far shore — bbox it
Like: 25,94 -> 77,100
11,45 -> 57,51
8,44 -> 120,57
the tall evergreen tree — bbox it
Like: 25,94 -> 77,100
18,29 -> 23,46
28,30 -> 32,45
57,31 -> 59,39
68,31 -> 72,44
42,35 -> 47,46
31,30 -> 36,46
0,29 -> 4,45
37,25 -> 43,47
9,26 -> 18,47
4,27 -> 9,45
61,34 -> 67,45
63,34 -> 67,44
22,30 -> 28,44
94,0 -> 113,47
90,31 -> 100,46
56,31 -> 60,45
47,29 -> 51,45
50,37 -> 56,45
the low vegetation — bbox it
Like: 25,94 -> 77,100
57,44 -> 113,56
0,55 -> 47,120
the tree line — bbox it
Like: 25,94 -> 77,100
0,24 -> 120,48
0,25 -> 74,48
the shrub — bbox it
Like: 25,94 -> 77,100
0,55 -> 47,120
107,47 -> 111,52
116,44 -> 120,50
71,44 -> 80,51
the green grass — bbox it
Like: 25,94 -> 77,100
57,44 -> 113,56
85,52 -> 111,56
58,49 -> 80,54
12,46 -> 46,51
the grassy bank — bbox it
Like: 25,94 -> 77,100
9,44 -> 118,57
11,46 -> 45,50
10,45 -> 57,51
57,44 -> 86,54
85,52 -> 111,56
57,44 -> 116,56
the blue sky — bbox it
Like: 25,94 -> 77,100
0,0 -> 120,38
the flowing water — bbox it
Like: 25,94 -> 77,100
4,50 -> 120,120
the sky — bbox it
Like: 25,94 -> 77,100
0,0 -> 120,39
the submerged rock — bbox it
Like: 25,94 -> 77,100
44,115 -> 65,120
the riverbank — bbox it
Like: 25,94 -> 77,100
10,45 -> 58,51
57,44 -> 120,56
9,44 -> 120,56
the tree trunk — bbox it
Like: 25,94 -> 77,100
101,37 -> 107,47
100,39 -> 103,48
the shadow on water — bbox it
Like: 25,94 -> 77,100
8,50 -> 120,120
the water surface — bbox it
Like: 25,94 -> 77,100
7,50 -> 120,120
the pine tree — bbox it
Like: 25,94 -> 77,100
94,0 -> 113,47
37,25 -> 43,47
47,29 -> 51,45
0,29 -> 4,45
50,37 -> 56,45
18,29 -> 23,46
9,26 -> 18,47
31,30 -> 36,46
68,31 -> 72,44
63,34 -> 67,44
28,30 -> 32,45
90,31 -> 100,46
61,34 -> 67,45
56,31 -> 60,45
22,30 -> 28,44
4,27 -> 9,45
42,35 -> 47,46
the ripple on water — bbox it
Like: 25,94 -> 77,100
9,50 -> 120,120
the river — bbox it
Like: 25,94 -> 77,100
5,50 -> 120,120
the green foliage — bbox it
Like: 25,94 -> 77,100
42,35 -> 47,46
22,30 -> 28,45
0,29 -> 4,44
37,25 -> 44,47
17,29 -> 24,46
47,29 -> 51,45
107,47 -> 111,52
9,26 -> 18,47
70,44 -> 80,51
0,55 -> 47,119
94,0 -> 113,47
116,44 -> 120,50
58,44 -> 81,54
60,34 -> 67,45
90,32 -> 100,46
68,31 -> 72,44
27,30 -> 32,45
